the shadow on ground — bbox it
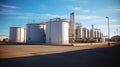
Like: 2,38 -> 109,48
0,45 -> 120,67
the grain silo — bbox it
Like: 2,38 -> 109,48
75,23 -> 81,40
94,30 -> 97,38
96,30 -> 100,38
9,27 -> 26,42
86,29 -> 89,39
89,24 -> 94,38
82,27 -> 87,39
26,22 -> 46,43
46,18 -> 69,44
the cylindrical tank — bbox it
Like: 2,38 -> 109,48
86,29 -> 89,39
96,31 -> 99,38
89,29 -> 94,38
46,18 -> 69,44
9,27 -> 26,42
82,27 -> 87,39
94,30 -> 97,38
26,23 -> 46,43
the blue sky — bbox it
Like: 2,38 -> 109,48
0,0 -> 120,38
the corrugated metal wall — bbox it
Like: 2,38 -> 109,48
26,23 -> 46,43
46,18 -> 69,44
9,27 -> 26,42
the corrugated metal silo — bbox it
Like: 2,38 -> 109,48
26,23 -> 46,43
9,27 -> 26,42
82,27 -> 87,39
46,18 -> 69,44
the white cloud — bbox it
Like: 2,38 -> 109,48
74,7 -> 80,11
111,25 -> 120,28
73,7 -> 90,13
76,15 -> 102,20
113,8 -> 120,12
23,13 -> 41,16
83,10 -> 90,13
39,4 -> 48,10
43,14 -> 60,17
0,8 -> 41,16
41,14 -> 68,19
99,19 -> 120,23
97,25 -> 120,29
8,16 -> 29,19
109,19 -> 120,22
40,14 -> 103,22
103,7 -> 120,13
67,6 -> 90,13
0,8 -> 20,15
17,16 -> 29,19
0,7 -> 119,23
0,3 -> 20,9
1,12 -> 67,20
75,15 -> 120,23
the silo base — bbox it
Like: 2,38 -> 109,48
69,38 -> 74,43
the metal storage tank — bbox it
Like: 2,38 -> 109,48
9,27 -> 26,42
89,29 -> 94,38
82,27 -> 87,39
75,23 -> 82,40
26,23 -> 46,43
97,31 -> 100,38
46,18 -> 69,44
86,29 -> 89,39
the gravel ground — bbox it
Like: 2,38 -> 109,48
0,43 -> 120,67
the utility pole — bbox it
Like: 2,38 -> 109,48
106,16 -> 110,46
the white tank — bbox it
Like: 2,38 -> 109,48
46,18 -> 69,44
82,27 -> 87,39
26,23 -> 46,43
0,35 -> 9,42
9,27 -> 26,42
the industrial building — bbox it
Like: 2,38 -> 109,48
100,32 -> 104,42
111,35 -> 120,41
26,22 -> 46,43
75,23 -> 104,42
81,27 -> 90,42
94,30 -> 97,38
9,27 -> 26,42
8,12 -> 105,44
86,29 -> 89,39
89,24 -> 94,39
69,12 -> 75,43
82,27 -> 87,39
75,23 -> 82,40
46,18 -> 69,44
100,32 -> 103,39
96,31 -> 99,38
